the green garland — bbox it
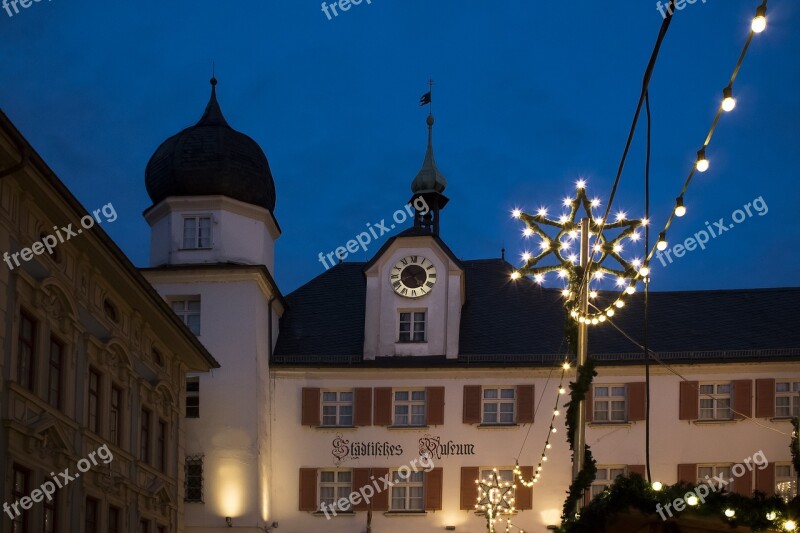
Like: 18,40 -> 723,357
561,357 -> 598,522
791,417 -> 800,476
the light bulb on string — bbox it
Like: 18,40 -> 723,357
639,265 -> 650,277
752,4 -> 767,33
675,196 -> 686,217
722,86 -> 736,112
696,148 -> 709,173
657,232 -> 668,251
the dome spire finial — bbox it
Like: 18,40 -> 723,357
198,72 -> 228,127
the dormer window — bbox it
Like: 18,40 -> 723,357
399,311 -> 426,342
182,216 -> 212,249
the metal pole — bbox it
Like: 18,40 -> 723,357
572,218 -> 590,515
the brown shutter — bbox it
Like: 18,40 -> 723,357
301,388 -> 320,426
677,464 -> 697,484
583,487 -> 592,507
424,467 -> 443,510
628,464 -> 646,477
460,466 -> 479,510
733,380 -> 753,419
627,383 -> 646,422
585,386 -> 593,423
298,468 -> 318,511
756,378 -> 776,418
373,388 -> 392,426
463,386 -> 481,424
734,468 -> 753,496
371,468 -> 389,511
354,388 -> 372,426
515,466 -> 533,510
351,469 -> 371,511
516,385 -> 535,424
756,463 -> 775,496
679,381 -> 699,420
426,387 -> 445,426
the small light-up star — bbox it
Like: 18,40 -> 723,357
563,197 -> 573,207
539,239 -> 550,250
630,232 -> 640,242
568,230 -> 578,240
590,198 -> 601,208
576,179 -> 586,189
615,211 -> 627,221
521,252 -> 532,262
523,228 -> 533,237
533,274 -> 545,284
537,207 -> 548,218
612,244 -> 622,253
558,214 -> 569,224
511,208 -> 522,219
593,271 -> 605,280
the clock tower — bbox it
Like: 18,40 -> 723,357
362,114 -> 465,360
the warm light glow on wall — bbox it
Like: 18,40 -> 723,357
216,461 -> 247,517
539,508 -> 563,526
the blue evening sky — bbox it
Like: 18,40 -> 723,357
1,1 -> 797,294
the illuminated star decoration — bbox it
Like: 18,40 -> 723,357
511,180 -> 648,324
475,470 -> 522,533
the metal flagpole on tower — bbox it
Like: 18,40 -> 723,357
572,217 -> 590,516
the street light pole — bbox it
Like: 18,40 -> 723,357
572,217 -> 590,515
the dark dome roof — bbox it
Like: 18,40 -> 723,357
145,79 -> 276,212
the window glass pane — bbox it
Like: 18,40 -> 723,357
484,389 -> 498,399
717,384 -> 731,394
777,382 -> 790,392
411,391 -> 426,401
777,465 -> 792,477
595,469 -> 608,481
595,387 -> 608,397
340,392 -> 353,402
611,387 -> 625,396
500,389 -> 515,399
395,391 -> 409,401
610,468 -> 625,478
400,313 -> 410,321
699,385 -> 713,394
337,471 -> 352,483
320,471 -> 335,482
322,392 -> 336,401
793,382 -> 800,392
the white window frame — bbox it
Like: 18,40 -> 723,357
393,389 -> 426,427
591,466 -> 627,498
477,468 -> 515,514
321,391 -> 354,427
398,310 -> 426,342
776,463 -> 798,502
698,382 -> 732,420
697,464 -> 733,492
593,385 -> 627,422
318,470 -> 353,513
186,377 -> 199,418
182,215 -> 212,249
171,298 -> 201,335
390,469 -> 425,511
482,387 -> 516,425
775,381 -> 800,418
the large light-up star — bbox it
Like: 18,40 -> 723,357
475,470 -> 517,533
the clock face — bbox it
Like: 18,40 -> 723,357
390,255 -> 437,298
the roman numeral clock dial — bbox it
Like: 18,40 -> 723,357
390,255 -> 436,298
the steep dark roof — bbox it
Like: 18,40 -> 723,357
273,257 -> 800,365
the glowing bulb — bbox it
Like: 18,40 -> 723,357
562,362 -> 571,370
594,271 -> 605,280
562,289 -> 571,297
558,214 -> 569,224
641,218 -> 649,226
686,495 -> 699,506
539,239 -> 550,250
510,271 -> 521,280
568,230 -> 578,240
533,274 -> 545,284
570,310 -> 578,318
551,427 -> 557,433
614,300 -> 625,308
632,259 -> 641,268
568,254 -> 578,263
563,197 -> 573,207
576,179 -> 586,189
785,521 -> 798,532
589,290 -> 598,299
615,211 -> 627,221
752,5 -> 767,33
590,198 -> 601,208
561,240 -> 571,250
626,285 -> 636,295
554,410 -> 560,416
616,277 -> 626,287
522,252 -> 532,261
722,86 -> 736,112
657,232 -> 668,251
523,228 -> 534,237
578,316 -> 586,323
593,217 -> 603,225
651,481 -> 663,491
606,309 -> 615,317
598,315 -> 606,322
639,266 -> 650,277
559,387 -> 566,394
546,442 -> 552,448
724,509 -> 735,518
766,511 -> 777,521
696,148 -> 709,173
675,196 -> 686,217
512,208 -> 522,219
591,318 -> 599,325
630,232 -> 640,242
557,269 -> 567,278
613,244 -> 622,254
542,456 -> 548,462
537,207 -> 548,218
593,244 -> 602,253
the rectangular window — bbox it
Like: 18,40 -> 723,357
108,506 -> 121,533
697,465 -> 733,492
88,368 -> 101,434
11,465 -> 29,533
43,492 -> 58,533
482,387 -> 515,424
48,337 -> 63,409
17,311 -> 36,391
140,409 -> 151,463
478,469 -> 515,513
182,216 -> 212,249
85,497 -> 98,533
394,390 -> 426,426
398,311 -> 426,342
319,470 -> 353,512
186,377 -> 200,418
172,298 -> 201,335
776,381 -> 800,418
321,391 -> 354,427
185,456 -> 204,503
699,383 -> 732,420
110,385 -> 122,446
776,464 -> 798,502
390,470 -> 424,511
157,420 -> 167,472
593,385 -> 626,422
591,467 -> 627,498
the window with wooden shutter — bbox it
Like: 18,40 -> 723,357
734,467 -> 753,496
424,468 -> 443,510
732,380 -> 753,419
371,468 -> 390,511
301,388 -> 320,426
679,381 -> 699,420
756,462 -> 775,496
463,386 -> 481,424
755,378 -> 776,418
354,388 -> 372,426
585,385 -> 593,423
627,383 -> 646,422
516,385 -> 535,424
628,464 -> 646,477
515,466 -> 533,510
677,463 -> 697,484
373,388 -> 392,426
460,466 -> 479,510
426,387 -> 445,426
351,469 -> 371,511
298,468 -> 318,511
